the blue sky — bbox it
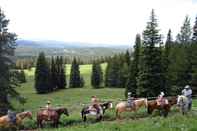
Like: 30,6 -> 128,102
0,0 -> 197,45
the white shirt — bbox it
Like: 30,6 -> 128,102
182,89 -> 192,97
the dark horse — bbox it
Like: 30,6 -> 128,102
147,96 -> 177,117
37,107 -> 69,128
81,101 -> 113,122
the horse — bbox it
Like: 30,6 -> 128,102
147,98 -> 171,117
81,101 -> 113,122
37,107 -> 69,128
100,101 -> 113,114
0,111 -> 32,129
115,98 -> 148,119
177,95 -> 189,115
167,96 -> 177,106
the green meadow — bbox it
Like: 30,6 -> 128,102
12,63 -> 197,131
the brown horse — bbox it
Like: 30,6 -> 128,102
115,98 -> 148,119
147,96 -> 177,117
0,111 -> 32,129
37,107 -> 69,128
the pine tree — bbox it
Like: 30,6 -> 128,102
35,52 -> 52,94
50,57 -> 57,90
91,62 -> 103,88
163,29 -> 173,95
69,57 -> 81,88
137,9 -> 163,97
19,70 -> 26,83
176,16 -> 193,86
105,60 -> 111,87
190,17 -> 197,88
119,62 -> 129,88
0,8 -> 19,115
192,16 -> 197,42
126,34 -> 141,97
59,56 -> 66,89
125,50 -> 130,66
176,15 -> 192,44
55,56 -> 61,89
106,56 -> 121,87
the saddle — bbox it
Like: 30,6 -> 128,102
8,114 -> 17,125
127,102 -> 135,109
89,104 -> 101,114
42,108 -> 53,120
157,98 -> 168,106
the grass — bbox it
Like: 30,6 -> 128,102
11,63 -> 197,131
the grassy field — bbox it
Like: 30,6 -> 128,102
11,63 -> 197,131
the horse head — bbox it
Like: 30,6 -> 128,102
25,111 -> 33,120
17,111 -> 33,120
177,95 -> 187,106
168,96 -> 177,106
101,101 -> 113,110
56,108 -> 69,116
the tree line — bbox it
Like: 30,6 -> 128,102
35,53 -> 85,93
105,10 -> 197,97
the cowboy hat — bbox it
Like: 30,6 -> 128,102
160,92 -> 165,96
47,101 -> 51,104
185,85 -> 190,89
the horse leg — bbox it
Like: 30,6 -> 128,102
83,115 -> 87,122
37,119 -> 42,128
53,120 -> 58,128
116,109 -> 121,120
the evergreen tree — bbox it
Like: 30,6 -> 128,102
119,62 -> 129,88
137,9 -> 163,97
35,52 -> 52,94
0,8 -> 19,115
50,57 -> 56,90
192,16 -> 197,42
164,30 -> 174,95
106,56 -> 121,87
105,60 -> 111,87
125,50 -> 130,66
126,34 -> 141,97
91,62 -> 103,88
176,16 -> 192,44
69,57 -> 81,88
18,70 -> 26,83
55,56 -> 61,89
59,56 -> 66,89
190,17 -> 197,89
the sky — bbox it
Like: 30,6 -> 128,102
0,0 -> 197,45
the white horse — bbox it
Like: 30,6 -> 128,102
177,95 -> 189,115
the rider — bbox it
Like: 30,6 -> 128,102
45,100 -> 52,120
157,92 -> 165,106
182,85 -> 192,110
45,100 -> 52,109
7,110 -> 17,125
127,92 -> 134,108
91,96 -> 100,114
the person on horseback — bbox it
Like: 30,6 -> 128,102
127,92 -> 134,108
44,100 -> 52,120
182,85 -> 192,110
45,100 -> 52,109
7,110 -> 17,125
91,96 -> 100,114
157,92 -> 165,106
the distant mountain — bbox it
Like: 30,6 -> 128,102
16,40 -> 130,48
15,40 -> 130,58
